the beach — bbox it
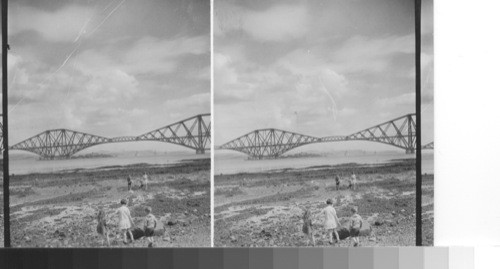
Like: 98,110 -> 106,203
4,158 -> 210,247
214,158 -> 433,247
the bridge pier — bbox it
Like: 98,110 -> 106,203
196,148 -> 205,154
406,148 -> 415,154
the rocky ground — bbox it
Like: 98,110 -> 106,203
2,158 -> 210,247
214,159 -> 433,247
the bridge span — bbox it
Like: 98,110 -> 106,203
2,113 -> 210,159
218,113 -> 433,159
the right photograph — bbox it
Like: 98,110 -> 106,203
213,0 -> 434,247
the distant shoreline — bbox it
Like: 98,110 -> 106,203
215,158 -> 418,179
214,155 -> 433,176
3,157 -> 210,177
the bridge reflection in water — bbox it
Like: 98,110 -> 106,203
218,113 -> 433,159
2,113 -> 210,159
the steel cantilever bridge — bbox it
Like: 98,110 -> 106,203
218,113 -> 434,159
1,113 -> 210,159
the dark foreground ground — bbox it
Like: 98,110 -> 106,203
1,158 -> 210,247
214,159 -> 433,247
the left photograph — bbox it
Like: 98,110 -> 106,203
3,0 -> 211,247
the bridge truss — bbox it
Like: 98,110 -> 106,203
219,129 -> 320,159
345,114 -> 416,153
137,113 -> 211,154
422,141 -> 434,150
10,130 -> 110,159
7,113 -> 211,159
220,113 -> 432,159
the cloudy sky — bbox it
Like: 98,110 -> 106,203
4,0 -> 210,151
214,0 -> 433,150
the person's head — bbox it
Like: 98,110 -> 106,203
145,206 -> 152,214
326,198 -> 333,205
120,199 -> 127,205
351,206 -> 358,214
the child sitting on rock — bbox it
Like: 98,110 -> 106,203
96,209 -> 110,246
302,209 -> 315,246
143,206 -> 158,247
349,206 -> 363,247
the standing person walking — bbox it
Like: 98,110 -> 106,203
143,206 -> 158,247
335,175 -> 341,191
322,198 -> 341,246
127,175 -> 132,192
142,172 -> 149,191
350,172 -> 357,190
349,206 -> 363,247
116,199 -> 135,244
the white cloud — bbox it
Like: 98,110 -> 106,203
214,46 -> 352,141
164,92 -> 209,106
243,5 -> 309,42
73,35 -> 209,78
214,52 -> 256,102
7,0 -> 210,149
375,92 -> 415,107
333,35 -> 414,73
10,5 -> 95,42
214,1 -> 425,148
163,92 -> 210,117
8,34 -> 209,124
276,49 -> 349,95
215,3 -> 309,42
126,36 -> 209,62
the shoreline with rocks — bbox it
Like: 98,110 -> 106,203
4,158 -> 211,247
214,159 -> 433,247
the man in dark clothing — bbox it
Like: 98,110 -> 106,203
127,175 -> 132,191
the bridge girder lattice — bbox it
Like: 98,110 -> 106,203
10,129 -> 109,159
136,113 -> 211,154
220,113 -> 429,159
219,128 -> 320,159
7,113 -> 211,159
345,114 -> 417,153
422,141 -> 434,150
